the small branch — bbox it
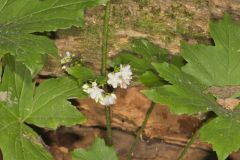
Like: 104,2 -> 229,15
101,1 -> 111,76
105,105 -> 113,146
127,102 -> 156,160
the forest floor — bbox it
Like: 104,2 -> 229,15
37,0 -> 240,159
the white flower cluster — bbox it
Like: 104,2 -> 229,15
107,64 -> 132,89
61,51 -> 75,70
82,64 -> 132,106
83,82 -> 104,103
82,82 -> 117,106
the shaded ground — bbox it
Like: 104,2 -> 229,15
46,126 -> 218,160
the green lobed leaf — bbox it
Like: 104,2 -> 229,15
143,63 -> 226,115
131,38 -> 169,64
139,71 -> 165,88
71,137 -> 119,160
66,64 -> 95,84
26,77 -> 86,128
200,117 -> 240,160
182,14 -> 240,86
0,0 -> 108,75
0,56 -> 86,160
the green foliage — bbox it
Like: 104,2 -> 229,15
72,137 -> 119,160
113,38 -> 184,87
143,63 -> 222,115
0,1 -> 120,160
139,71 -> 163,88
114,39 -> 168,74
67,64 -> 95,84
0,56 -> 86,160
66,64 -> 109,87
182,14 -> 240,86
0,0 -> 108,75
200,117 -> 240,160
144,14 -> 240,160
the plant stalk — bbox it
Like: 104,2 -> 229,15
105,105 -> 113,146
177,130 -> 199,160
177,116 -> 214,160
101,1 -> 111,76
127,102 -> 156,160
101,1 -> 112,146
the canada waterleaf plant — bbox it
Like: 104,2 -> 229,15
0,56 -> 86,160
0,0 -> 108,75
144,14 -> 240,160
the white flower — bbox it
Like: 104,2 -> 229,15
107,64 -> 133,89
118,64 -> 132,88
88,82 -> 104,102
89,88 -> 104,102
65,51 -> 71,57
82,82 -> 104,102
100,93 -> 117,106
107,72 -> 122,88
119,78 -> 131,89
119,64 -> 132,79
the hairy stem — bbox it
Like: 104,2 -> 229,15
127,102 -> 156,160
177,115 -> 214,160
101,1 -> 111,76
177,130 -> 199,160
101,1 -> 112,146
105,105 -> 113,146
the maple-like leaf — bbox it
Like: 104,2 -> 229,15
0,56 -> 86,160
200,117 -> 240,160
143,63 -> 226,115
144,14 -> 240,160
71,137 -> 119,160
0,0 -> 108,75
181,14 -> 240,86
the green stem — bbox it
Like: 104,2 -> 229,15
105,105 -> 113,146
177,116 -> 214,160
127,102 -> 156,160
101,1 -> 112,146
101,1 -> 111,76
177,130 -> 199,160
